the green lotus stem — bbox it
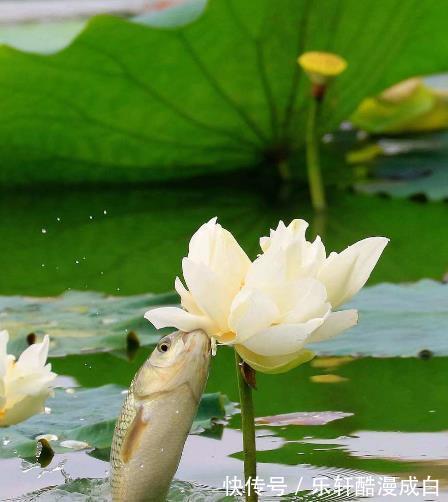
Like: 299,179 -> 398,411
235,351 -> 258,502
306,97 -> 326,211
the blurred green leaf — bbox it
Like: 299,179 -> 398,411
2,0 -> 448,184
1,290 -> 177,357
351,78 -> 448,134
0,386 -> 232,459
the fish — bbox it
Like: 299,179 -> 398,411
110,329 -> 211,502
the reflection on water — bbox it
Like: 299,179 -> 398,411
6,428 -> 448,500
1,183 -> 447,297
303,431 -> 448,463
1,355 -> 446,500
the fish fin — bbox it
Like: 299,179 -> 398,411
121,406 -> 149,464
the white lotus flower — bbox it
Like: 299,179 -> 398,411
146,219 -> 388,373
146,217 -> 251,343
0,331 -> 56,426
232,219 -> 388,373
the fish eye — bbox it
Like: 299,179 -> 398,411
157,339 -> 171,353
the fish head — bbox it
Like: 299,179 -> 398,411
133,330 -> 211,401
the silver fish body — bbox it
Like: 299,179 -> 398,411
110,330 -> 211,502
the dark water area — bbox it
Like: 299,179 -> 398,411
1,181 -> 446,297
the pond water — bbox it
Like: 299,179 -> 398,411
2,352 -> 447,500
0,177 -> 447,500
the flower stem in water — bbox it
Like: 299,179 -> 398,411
306,98 -> 326,211
235,351 -> 258,502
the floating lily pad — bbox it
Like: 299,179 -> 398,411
0,385 -> 232,460
255,411 -> 353,427
351,133 -> 448,201
2,1 -> 448,185
0,0 -> 206,55
2,280 -> 447,359
310,357 -> 354,369
0,290 -> 177,357
310,279 -> 448,357
310,374 -> 349,384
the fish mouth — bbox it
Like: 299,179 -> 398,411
181,330 -> 210,355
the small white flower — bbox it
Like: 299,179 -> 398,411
145,219 -> 388,374
0,331 -> 56,426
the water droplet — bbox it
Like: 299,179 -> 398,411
116,287 -> 120,292
44,407 -> 51,415
100,271 -> 104,275
56,217 -> 61,222
41,228 -> 47,234
89,215 -> 93,220
175,410 -> 179,414
41,264 -> 45,267
75,260 -> 79,264
139,463 -> 144,469
2,437 -> 10,446
103,210 -> 107,215
160,448 -> 164,453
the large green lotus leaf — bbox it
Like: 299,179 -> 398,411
1,186 -> 447,300
350,132 -> 448,201
1,290 -> 177,357
309,279 -> 448,357
2,0 -> 448,184
0,385 -> 232,460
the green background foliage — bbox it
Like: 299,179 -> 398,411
1,0 -> 448,185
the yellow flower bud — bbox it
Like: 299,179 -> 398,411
298,51 -> 347,99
